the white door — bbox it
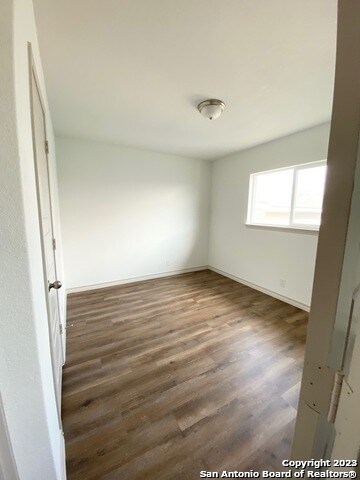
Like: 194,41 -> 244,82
31,67 -> 64,418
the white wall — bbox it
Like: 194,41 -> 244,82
0,0 -> 65,478
209,123 -> 330,309
57,125 -> 329,305
56,137 -> 211,289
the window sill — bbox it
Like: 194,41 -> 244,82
245,223 -> 319,234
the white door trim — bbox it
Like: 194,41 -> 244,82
291,0 -> 360,459
0,393 -> 19,480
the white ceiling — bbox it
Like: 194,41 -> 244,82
33,0 -> 337,160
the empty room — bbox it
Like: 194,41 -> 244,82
2,1 -> 360,479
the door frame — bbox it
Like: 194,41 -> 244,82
28,43 -> 64,427
291,0 -> 360,459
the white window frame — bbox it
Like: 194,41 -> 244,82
246,160 -> 327,232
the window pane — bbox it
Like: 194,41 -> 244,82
252,169 -> 294,225
293,165 -> 326,226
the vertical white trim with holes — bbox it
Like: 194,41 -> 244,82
291,0 -> 360,459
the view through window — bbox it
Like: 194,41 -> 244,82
247,161 -> 327,229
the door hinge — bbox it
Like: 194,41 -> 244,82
45,140 -> 49,154
52,238 -> 57,250
59,324 -> 63,335
327,370 -> 345,423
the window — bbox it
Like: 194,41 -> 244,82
247,161 -> 327,230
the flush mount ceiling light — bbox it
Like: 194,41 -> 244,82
197,99 -> 226,120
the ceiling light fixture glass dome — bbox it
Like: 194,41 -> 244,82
197,99 -> 226,120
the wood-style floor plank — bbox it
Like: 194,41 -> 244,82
62,270 -> 307,479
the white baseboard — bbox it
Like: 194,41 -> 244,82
66,266 -> 208,294
208,266 -> 310,312
67,265 -> 310,312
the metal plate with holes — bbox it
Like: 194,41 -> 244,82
301,361 -> 335,414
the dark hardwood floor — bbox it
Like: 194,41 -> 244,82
62,269 -> 308,480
